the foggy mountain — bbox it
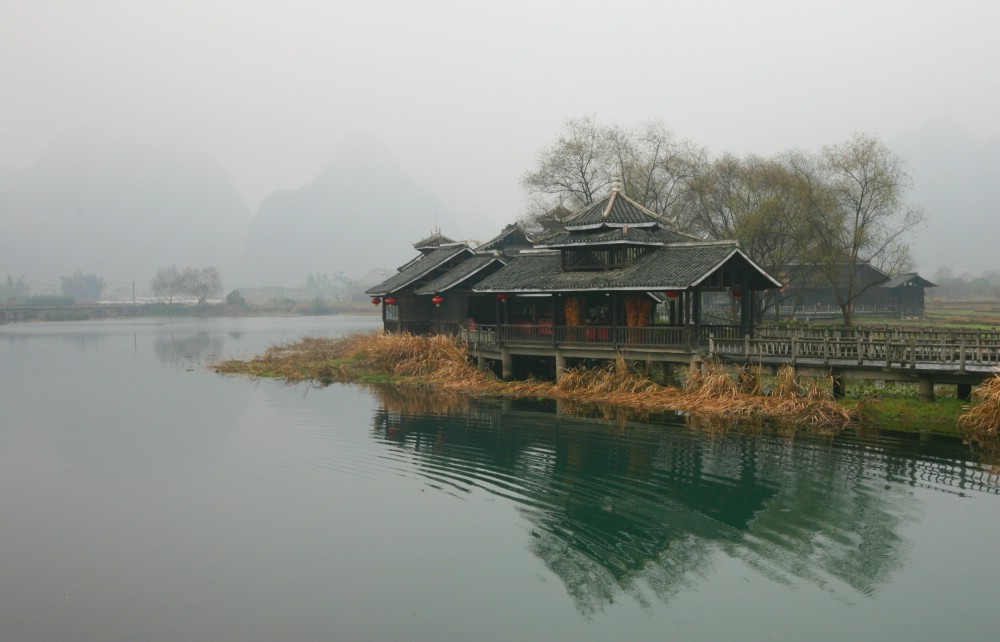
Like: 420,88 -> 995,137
889,119 -> 1000,275
240,136 -> 459,287
1,121 -> 993,294
0,131 -> 250,288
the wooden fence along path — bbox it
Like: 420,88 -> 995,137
711,326 -> 1000,371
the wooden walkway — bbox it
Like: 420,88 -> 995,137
457,323 -> 1000,397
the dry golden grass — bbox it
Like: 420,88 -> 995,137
214,332 -> 856,430
958,374 -> 1000,435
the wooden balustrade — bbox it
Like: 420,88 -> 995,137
711,334 -> 1000,368
461,323 -> 692,348
456,320 -> 1000,368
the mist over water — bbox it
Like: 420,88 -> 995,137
3,316 -> 1000,640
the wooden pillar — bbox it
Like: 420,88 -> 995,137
918,378 -> 935,403
692,287 -> 702,344
555,350 -> 567,382
746,290 -> 751,336
501,347 -> 513,381
832,373 -> 845,399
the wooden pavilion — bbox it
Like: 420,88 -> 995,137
366,187 -> 782,377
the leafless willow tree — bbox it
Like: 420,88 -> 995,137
792,133 -> 924,325
685,153 -> 809,319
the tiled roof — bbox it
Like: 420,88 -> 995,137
563,189 -> 662,230
414,255 -> 505,294
879,272 -> 936,289
536,204 -> 573,230
781,261 -> 890,289
474,243 -> 781,292
475,224 -> 532,254
538,226 -> 697,247
365,245 -> 472,295
413,231 -> 456,250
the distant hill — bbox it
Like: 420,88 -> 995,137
889,119 -> 1000,275
0,131 -> 250,288
240,135 -> 459,287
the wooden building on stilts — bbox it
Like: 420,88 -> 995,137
366,187 -> 782,380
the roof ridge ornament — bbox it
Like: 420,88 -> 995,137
602,184 -> 621,218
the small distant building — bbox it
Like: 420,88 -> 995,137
779,262 -> 935,319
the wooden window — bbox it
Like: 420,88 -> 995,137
562,246 -> 645,271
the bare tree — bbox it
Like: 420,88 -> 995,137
521,116 -> 613,210
608,121 -> 705,225
180,267 -> 223,305
794,133 -> 924,325
521,117 -> 704,223
151,265 -> 182,303
152,265 -> 223,305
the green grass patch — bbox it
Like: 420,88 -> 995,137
841,397 -> 966,435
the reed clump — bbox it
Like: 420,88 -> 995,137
214,332 -> 856,429
958,374 -> 1000,435
677,362 -> 851,427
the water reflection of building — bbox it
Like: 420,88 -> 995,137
369,387 -> 997,613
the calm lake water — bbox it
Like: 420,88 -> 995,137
3,315 -> 1000,641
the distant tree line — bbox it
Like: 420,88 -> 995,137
1,272 -> 106,304
151,266 -> 223,305
60,271 -> 105,302
0,276 -> 30,302
303,271 -> 369,299
932,268 -> 1000,299
522,117 -> 924,325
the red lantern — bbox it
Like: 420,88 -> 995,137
497,293 -> 511,303
731,288 -> 744,298
384,296 -> 397,305
432,295 -> 444,307
666,290 -> 680,299
371,297 -> 381,305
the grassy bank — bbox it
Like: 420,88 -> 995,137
213,332 -> 1000,438
214,332 -> 856,430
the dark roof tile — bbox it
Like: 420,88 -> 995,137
563,189 -> 662,229
414,255 -> 505,294
474,243 -> 781,292
366,246 -> 472,295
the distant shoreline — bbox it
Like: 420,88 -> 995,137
0,302 -> 378,324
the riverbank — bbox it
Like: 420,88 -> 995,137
214,332 -> 862,430
0,301 -> 379,323
211,332 -> 1000,437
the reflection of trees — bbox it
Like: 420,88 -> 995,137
368,387 -> 998,613
153,332 -> 224,365
64,333 -> 106,349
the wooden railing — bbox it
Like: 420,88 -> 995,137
460,323 -> 692,348
700,324 -> 744,340
458,321 -> 1000,369
710,334 -> 1000,369
776,304 -> 925,317
756,324 -> 1000,343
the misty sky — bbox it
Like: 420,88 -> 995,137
3,0 -> 998,253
